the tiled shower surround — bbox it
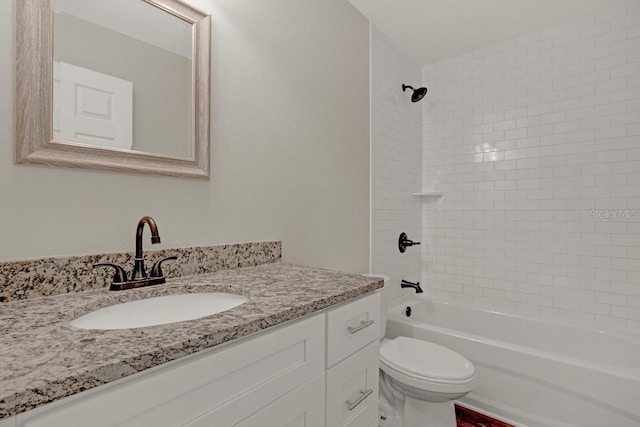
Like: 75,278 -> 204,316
370,27 -> 422,306
421,1 -> 640,331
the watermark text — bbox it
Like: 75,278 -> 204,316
588,209 -> 639,221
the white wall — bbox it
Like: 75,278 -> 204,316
370,27 -> 422,306
421,2 -> 640,332
0,0 -> 370,274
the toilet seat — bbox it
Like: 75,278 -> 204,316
380,336 -> 475,381
379,337 -> 476,399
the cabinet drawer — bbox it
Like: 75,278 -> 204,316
326,292 -> 380,367
17,314 -> 324,427
326,341 -> 379,427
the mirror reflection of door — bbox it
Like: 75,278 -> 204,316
53,61 -> 133,150
52,0 -> 194,159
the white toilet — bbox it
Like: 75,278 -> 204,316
365,274 -> 476,427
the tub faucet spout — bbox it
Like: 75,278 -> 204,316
401,279 -> 423,293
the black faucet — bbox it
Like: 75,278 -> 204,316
94,216 -> 176,291
131,216 -> 161,281
401,279 -> 423,293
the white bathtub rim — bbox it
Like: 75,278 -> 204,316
396,297 -> 640,346
387,298 -> 640,424
390,297 -> 640,378
392,316 -> 640,381
387,318 -> 640,422
468,354 -> 640,425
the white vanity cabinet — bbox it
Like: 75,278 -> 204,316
325,293 -> 380,427
222,374 -> 326,427
6,292 -> 380,427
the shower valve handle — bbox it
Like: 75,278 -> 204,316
398,232 -> 421,253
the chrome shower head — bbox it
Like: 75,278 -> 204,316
402,84 -> 427,102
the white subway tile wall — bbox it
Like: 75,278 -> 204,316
371,27 -> 423,306
421,2 -> 640,332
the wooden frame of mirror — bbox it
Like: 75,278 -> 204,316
15,0 -> 211,179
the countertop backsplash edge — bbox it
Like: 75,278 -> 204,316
0,241 -> 282,302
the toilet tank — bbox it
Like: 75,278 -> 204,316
363,273 -> 389,339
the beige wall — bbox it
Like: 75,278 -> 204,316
0,0 -> 370,274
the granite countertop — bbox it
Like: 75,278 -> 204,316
0,263 -> 383,418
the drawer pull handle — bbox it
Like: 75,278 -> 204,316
346,388 -> 373,411
347,319 -> 375,334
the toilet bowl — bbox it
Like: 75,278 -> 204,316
379,336 -> 476,427
364,274 -> 476,427
380,337 -> 476,401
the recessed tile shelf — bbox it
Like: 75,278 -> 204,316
412,192 -> 443,198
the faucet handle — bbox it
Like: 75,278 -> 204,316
149,256 -> 178,279
398,232 -> 421,253
93,263 -> 128,284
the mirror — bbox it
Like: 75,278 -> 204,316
53,0 -> 195,159
16,0 -> 210,179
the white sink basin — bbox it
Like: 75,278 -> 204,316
70,293 -> 248,330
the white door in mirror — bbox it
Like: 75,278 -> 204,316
53,61 -> 133,150
69,293 -> 248,330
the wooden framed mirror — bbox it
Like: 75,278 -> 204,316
16,0 -> 211,179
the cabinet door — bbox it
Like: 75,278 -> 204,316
236,374 -> 325,427
185,373 -> 326,427
326,341 -> 379,427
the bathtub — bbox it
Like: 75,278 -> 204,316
385,298 -> 640,427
